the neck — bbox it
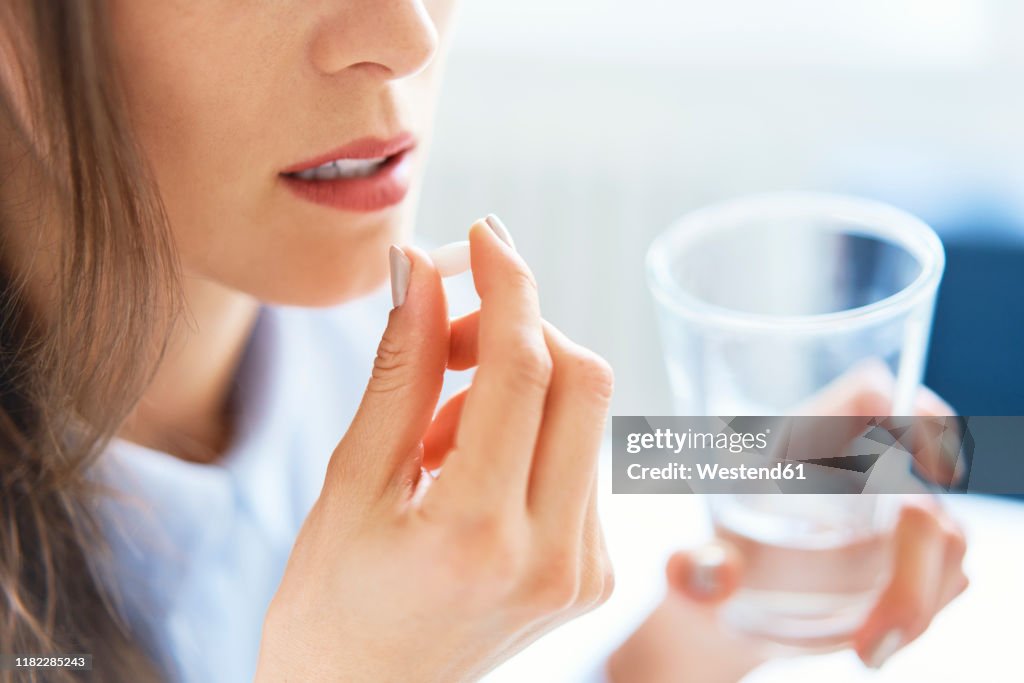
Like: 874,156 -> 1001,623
120,274 -> 260,463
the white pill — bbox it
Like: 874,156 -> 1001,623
429,240 -> 471,278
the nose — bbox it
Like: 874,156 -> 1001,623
310,0 -> 439,80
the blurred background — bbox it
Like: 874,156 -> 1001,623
413,4 -> 1024,678
417,0 -> 1024,420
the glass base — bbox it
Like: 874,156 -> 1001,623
718,587 -> 876,653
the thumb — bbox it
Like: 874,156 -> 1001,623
665,543 -> 743,604
329,245 -> 450,501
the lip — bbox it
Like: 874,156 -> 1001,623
280,133 -> 416,212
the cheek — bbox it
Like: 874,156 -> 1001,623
111,4 -> 301,277
112,3 -> 264,181
110,1 -> 435,307
113,8 -> 290,248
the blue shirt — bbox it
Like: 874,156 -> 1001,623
95,284 -> 471,682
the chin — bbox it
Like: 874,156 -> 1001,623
212,241 -> 390,308
192,202 -> 410,307
308,266 -> 389,308
273,257 -> 390,308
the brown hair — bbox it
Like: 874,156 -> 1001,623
0,1 -> 182,680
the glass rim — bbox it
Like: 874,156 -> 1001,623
646,192 -> 946,333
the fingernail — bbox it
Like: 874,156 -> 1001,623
484,213 -> 515,250
428,240 -> 470,278
389,245 -> 411,307
689,544 -> 727,597
866,629 -> 903,669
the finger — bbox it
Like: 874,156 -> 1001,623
448,310 -> 479,371
855,501 -> 945,668
942,571 -> 970,609
908,388 -> 962,487
529,474 -> 613,634
794,361 -> 963,486
429,218 -> 551,511
915,384 -> 956,417
799,357 -> 895,417
575,472 -> 615,615
666,543 -> 743,604
934,511 -> 969,609
328,245 -> 449,500
422,387 -> 468,470
529,322 -> 613,539
783,360 -> 896,464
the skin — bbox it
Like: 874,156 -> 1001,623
107,0 -> 457,458
1,1 -> 968,680
117,2 -> 618,678
610,371 -> 970,682
257,226 -> 616,681
609,496 -> 968,683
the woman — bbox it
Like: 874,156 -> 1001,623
0,2 -> 966,682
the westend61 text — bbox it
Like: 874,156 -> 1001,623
627,462 -> 807,481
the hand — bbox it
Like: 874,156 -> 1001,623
607,543 -> 766,683
255,219 -> 615,682
785,366 -> 970,665
792,358 -> 966,487
609,498 -> 967,683
609,371 -> 968,682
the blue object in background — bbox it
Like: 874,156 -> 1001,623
922,200 -> 1024,416
845,182 -> 1024,499
844,177 -> 1024,414
927,240 -> 1024,414
921,198 -> 1024,499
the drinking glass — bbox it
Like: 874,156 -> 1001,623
646,192 -> 945,649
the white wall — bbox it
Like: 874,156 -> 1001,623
416,0 -> 1024,415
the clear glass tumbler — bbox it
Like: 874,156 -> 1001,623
646,192 -> 945,649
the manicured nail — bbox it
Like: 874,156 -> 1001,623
866,629 -> 903,669
428,240 -> 470,278
484,213 -> 515,250
689,544 -> 727,597
389,245 -> 411,307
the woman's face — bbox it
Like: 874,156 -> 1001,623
109,0 -> 458,306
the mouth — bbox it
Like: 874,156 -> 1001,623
288,156 -> 394,181
280,133 -> 416,212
